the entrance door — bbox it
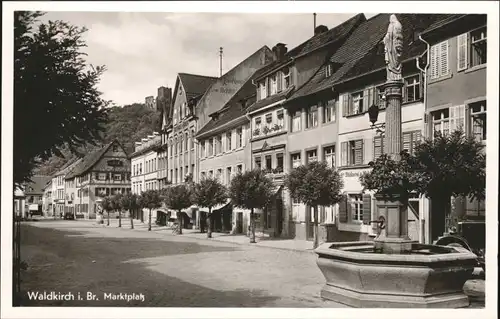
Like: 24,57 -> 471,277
276,199 -> 283,237
237,212 -> 243,234
306,206 -> 314,241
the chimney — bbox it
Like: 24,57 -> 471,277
313,13 -> 317,32
272,43 -> 288,62
314,25 -> 328,36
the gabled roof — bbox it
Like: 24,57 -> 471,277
64,140 -> 127,180
24,175 -> 52,194
289,14 -> 455,101
178,73 -> 218,101
196,79 -> 256,138
420,14 -> 467,36
253,13 -> 366,82
54,157 -> 83,177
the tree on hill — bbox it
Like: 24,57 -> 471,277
285,161 -> 344,249
14,11 -> 109,186
191,177 -> 228,238
229,170 -> 274,243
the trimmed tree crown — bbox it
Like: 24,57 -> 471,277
163,185 -> 192,211
191,177 -> 227,210
285,161 -> 344,207
229,169 -> 274,210
139,190 -> 162,210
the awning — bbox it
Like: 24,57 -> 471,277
199,199 -> 231,213
183,205 -> 198,219
28,204 -> 39,211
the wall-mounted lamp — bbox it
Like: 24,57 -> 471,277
368,103 -> 385,135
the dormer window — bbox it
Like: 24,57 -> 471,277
270,75 -> 278,95
283,67 -> 291,89
179,87 -> 183,95
325,63 -> 333,77
259,81 -> 267,99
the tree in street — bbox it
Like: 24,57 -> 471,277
112,193 -> 124,227
191,177 -> 228,238
14,11 -> 109,186
411,130 -> 486,237
162,185 -> 192,235
101,196 -> 114,227
285,161 -> 344,249
139,190 -> 162,231
121,193 -> 140,229
229,169 -> 274,243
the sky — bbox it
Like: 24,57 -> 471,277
42,12 -> 377,106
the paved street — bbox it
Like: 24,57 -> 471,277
18,220 -> 345,307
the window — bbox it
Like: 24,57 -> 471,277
276,110 -> 284,128
341,140 -> 364,166
112,145 -> 119,152
270,75 -> 278,95
325,63 -> 333,77
351,91 -> 364,114
470,101 -> 486,141
113,174 -> 121,181
306,105 -> 318,128
237,128 -> 243,148
291,153 -> 301,168
291,110 -> 301,132
432,105 -> 465,137
324,146 -> 335,168
139,163 -> 142,174
191,164 -> 195,175
201,141 -> 206,158
226,131 -> 232,151
276,153 -> 284,172
470,27 -> 487,67
216,135 -> 222,154
265,113 -> 272,125
190,130 -> 195,149
208,138 -> 214,156
323,99 -> 336,123
255,157 -> 262,169
403,75 -> 421,103
185,132 -> 188,151
226,167 -> 232,184
430,40 -> 449,79
260,81 -> 267,99
237,164 -> 243,173
254,117 -> 262,135
180,167 -> 183,181
402,131 -> 422,155
307,149 -> 317,163
265,155 -> 272,169
98,173 -> 106,180
349,194 -> 363,222
283,67 -> 291,89
216,169 -> 222,182
201,172 -> 206,179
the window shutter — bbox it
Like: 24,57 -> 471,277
402,132 -> 411,152
425,112 -> 432,139
457,104 -> 465,131
354,139 -> 364,165
440,40 -> 449,76
339,195 -> 348,223
430,45 -> 438,79
342,95 -> 349,117
362,194 -> 371,225
449,105 -> 457,132
373,136 -> 383,159
341,142 -> 348,166
277,71 -> 283,92
363,89 -> 370,112
373,87 -> 380,108
457,33 -> 468,71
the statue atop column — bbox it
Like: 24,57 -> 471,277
383,14 -> 403,82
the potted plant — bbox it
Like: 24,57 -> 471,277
273,124 -> 281,131
253,128 -> 260,136
262,126 -> 270,135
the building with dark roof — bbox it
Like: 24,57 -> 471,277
420,14 -> 487,241
51,157 -> 83,218
22,175 -> 51,217
63,140 -> 131,219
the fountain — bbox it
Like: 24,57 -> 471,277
315,15 -> 478,308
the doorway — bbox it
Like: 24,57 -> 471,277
237,212 -> 243,234
275,198 -> 283,237
306,206 -> 314,241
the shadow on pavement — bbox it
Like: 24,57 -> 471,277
17,225 -> 280,307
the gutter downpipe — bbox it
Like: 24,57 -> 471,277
418,33 -> 431,245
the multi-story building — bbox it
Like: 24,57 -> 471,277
64,140 -> 131,219
22,175 -> 51,217
130,133 -> 161,222
285,14 -> 452,243
51,158 -> 82,218
42,179 -> 52,216
246,14 -> 365,239
419,14 -> 487,241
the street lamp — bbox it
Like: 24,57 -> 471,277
368,102 -> 385,135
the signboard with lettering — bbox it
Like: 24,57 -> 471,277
107,160 -> 123,167
340,169 -> 372,178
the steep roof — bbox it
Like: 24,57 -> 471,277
64,140 -> 126,180
24,175 -> 52,194
178,73 -> 218,101
196,79 -> 256,138
420,14 -> 467,36
289,14 -> 455,101
253,13 -> 366,82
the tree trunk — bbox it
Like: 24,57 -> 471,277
107,210 -> 110,226
130,209 -> 134,229
313,205 -> 319,249
250,208 -> 256,243
178,210 -> 183,235
118,209 -> 122,227
207,208 -> 212,238
148,208 -> 152,231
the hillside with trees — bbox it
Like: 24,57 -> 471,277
35,103 -> 161,176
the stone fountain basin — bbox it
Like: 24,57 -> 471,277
315,241 -> 478,308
